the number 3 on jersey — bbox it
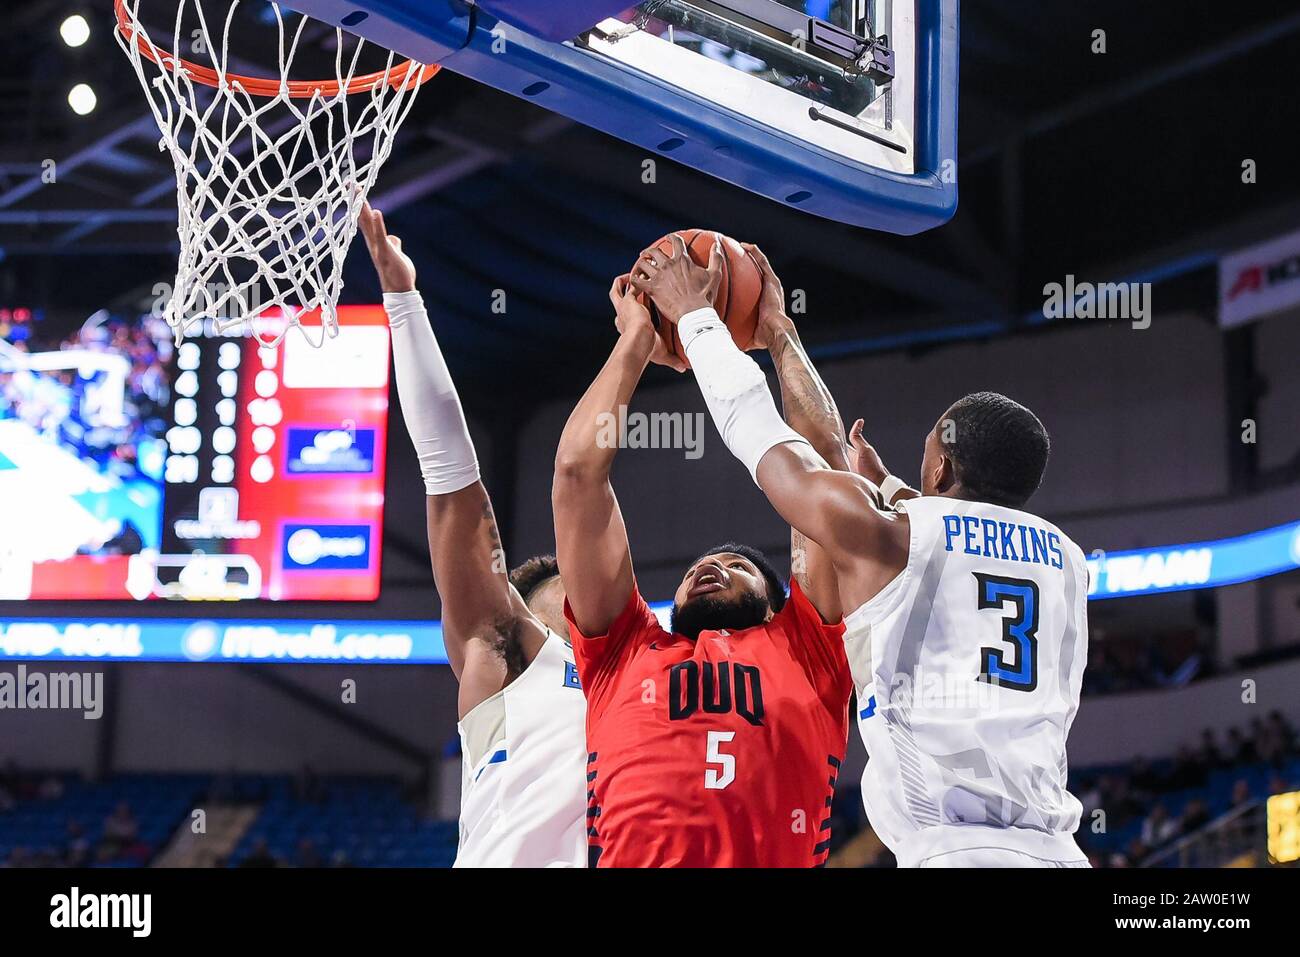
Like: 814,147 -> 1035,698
705,730 -> 736,789
973,573 -> 1039,692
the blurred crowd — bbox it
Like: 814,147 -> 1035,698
1,314 -> 172,557
233,836 -> 354,868
0,763 -> 151,867
4,707 -> 1298,869
1076,710 -> 1298,867
0,763 -> 436,868
0,314 -> 171,480
1083,629 -> 1215,696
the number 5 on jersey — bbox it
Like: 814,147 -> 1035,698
705,730 -> 736,789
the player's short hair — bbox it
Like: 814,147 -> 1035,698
694,542 -> 787,612
942,392 -> 1050,508
509,554 -> 560,605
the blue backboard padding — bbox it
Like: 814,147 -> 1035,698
291,0 -> 959,234
478,0 -> 632,42
283,0 -> 473,64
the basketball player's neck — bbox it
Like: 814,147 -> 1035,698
940,486 -> 1027,511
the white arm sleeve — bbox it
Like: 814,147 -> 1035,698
679,307 -> 810,484
384,291 -> 481,496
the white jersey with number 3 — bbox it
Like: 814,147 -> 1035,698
455,630 -> 588,867
843,496 -> 1090,867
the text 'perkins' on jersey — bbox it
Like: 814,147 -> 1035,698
943,514 -> 1064,569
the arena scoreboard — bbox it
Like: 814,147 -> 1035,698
0,307 -> 390,601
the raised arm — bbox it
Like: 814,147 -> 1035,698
359,204 -> 544,716
746,243 -> 870,622
847,418 -> 921,509
552,277 -> 683,637
745,245 -> 851,472
631,242 -> 908,612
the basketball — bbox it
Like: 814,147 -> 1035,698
638,229 -> 764,367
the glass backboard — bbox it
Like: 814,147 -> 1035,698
580,1 -> 912,171
284,0 -> 958,233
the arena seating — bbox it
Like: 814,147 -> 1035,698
226,777 -> 458,868
4,752 -> 1293,869
827,721 -> 1300,868
0,772 -> 203,867
1071,756 -> 1300,866
0,772 -> 458,868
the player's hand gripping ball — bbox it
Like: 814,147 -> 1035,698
633,229 -> 764,368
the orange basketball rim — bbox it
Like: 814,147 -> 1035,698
112,0 -> 440,98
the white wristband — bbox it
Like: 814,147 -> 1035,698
879,474 -> 911,505
678,306 -> 725,354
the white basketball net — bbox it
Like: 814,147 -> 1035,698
115,0 -> 431,347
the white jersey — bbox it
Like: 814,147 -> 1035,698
844,496 -> 1089,867
455,630 -> 588,867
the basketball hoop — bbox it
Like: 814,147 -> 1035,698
113,0 -> 439,347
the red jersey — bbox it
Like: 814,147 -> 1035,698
566,581 -> 851,867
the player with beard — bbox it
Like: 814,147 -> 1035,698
359,204 -> 586,867
634,240 -> 1091,869
552,248 -> 853,868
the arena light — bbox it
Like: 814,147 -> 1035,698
0,617 -> 446,664
67,82 -> 97,115
60,14 -> 91,48
1268,790 -> 1300,865
1086,519 -> 1300,599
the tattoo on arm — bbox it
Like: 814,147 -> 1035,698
771,332 -> 850,622
481,496 -> 503,569
770,329 -> 849,469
